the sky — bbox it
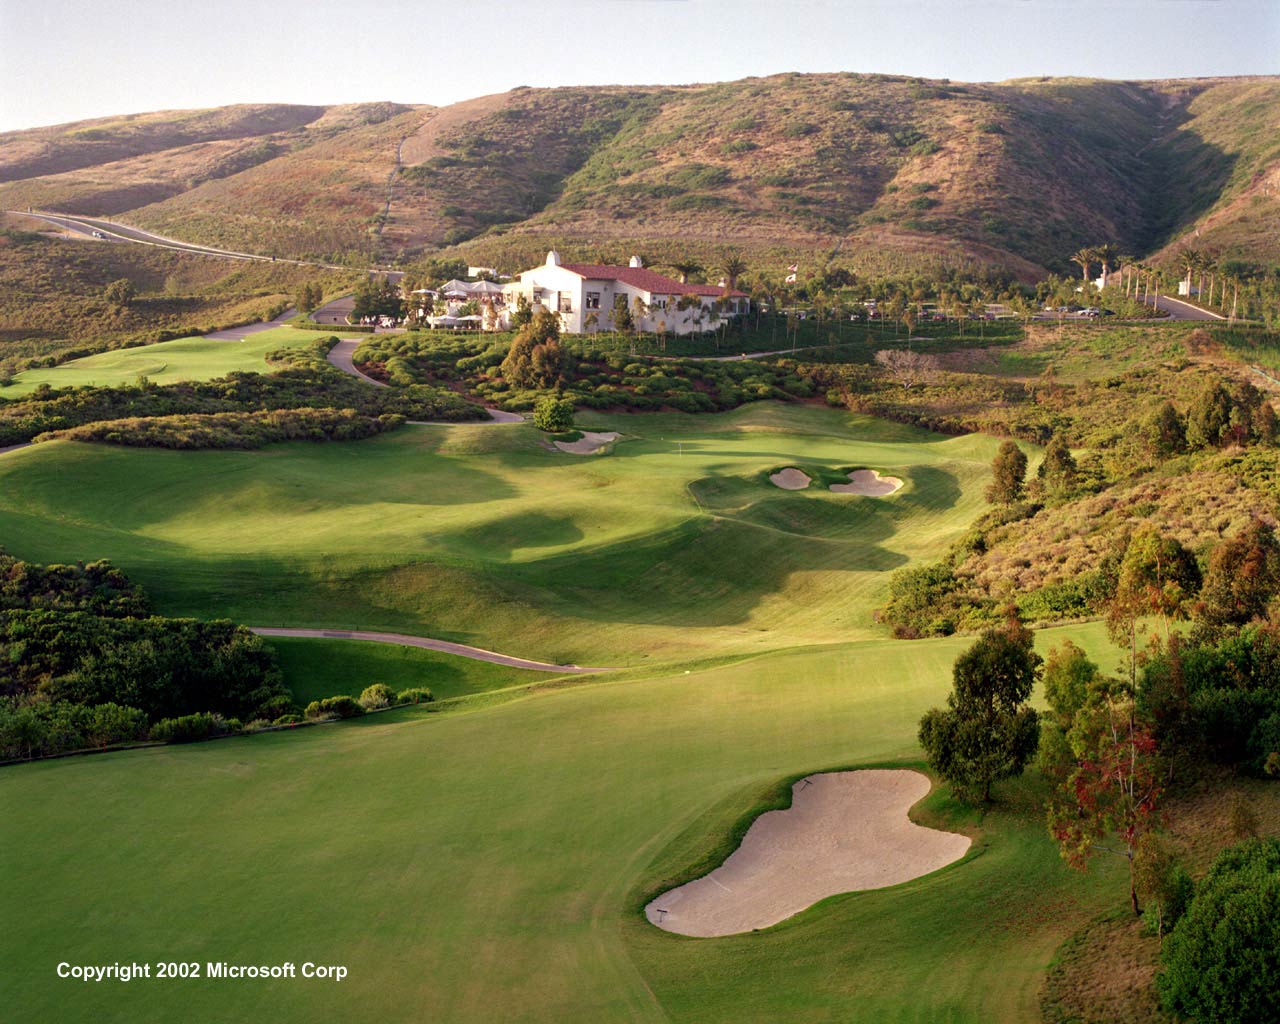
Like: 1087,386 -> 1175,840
1,0 -> 1277,132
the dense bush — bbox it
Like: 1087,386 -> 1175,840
34,407 -> 404,450
358,683 -> 397,710
1158,837 -> 1280,1023
0,552 -> 148,617
149,712 -> 238,744
304,695 -> 364,719
533,396 -> 575,432
397,687 -> 434,705
0,698 -> 148,761
0,610 -> 288,722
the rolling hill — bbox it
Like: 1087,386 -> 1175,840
2,74 -> 1277,276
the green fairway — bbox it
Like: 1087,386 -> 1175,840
0,326 -> 325,396
0,622 -> 1122,1024
0,404 -> 1003,665
268,636 -> 546,705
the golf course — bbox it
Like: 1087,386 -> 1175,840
0,326 -> 324,397
0,403 -> 1129,1022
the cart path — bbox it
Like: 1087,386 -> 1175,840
250,627 -> 611,673
326,339 -> 524,422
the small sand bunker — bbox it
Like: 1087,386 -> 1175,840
554,430 -> 620,455
830,469 -> 904,496
646,770 -> 969,937
770,467 -> 812,490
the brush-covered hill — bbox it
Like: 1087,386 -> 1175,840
2,74 -> 1277,275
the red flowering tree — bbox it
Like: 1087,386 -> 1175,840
1047,689 -> 1163,915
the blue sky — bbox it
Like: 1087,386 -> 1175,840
1,0 -> 1277,131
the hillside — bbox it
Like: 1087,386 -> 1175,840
2,75 -> 1277,276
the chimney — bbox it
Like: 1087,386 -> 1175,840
546,250 -> 561,266
629,255 -> 643,268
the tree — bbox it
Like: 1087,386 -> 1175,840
1070,246 -> 1096,284
1047,686 -> 1163,915
532,395 -> 575,433
1108,526 -> 1201,679
918,616 -> 1041,803
511,293 -> 533,329
500,310 -> 566,389
1133,832 -> 1192,944
295,281 -> 323,314
1037,434 -> 1078,501
350,275 -> 403,322
103,278 -> 136,308
667,260 -> 703,284
1196,519 -> 1280,634
721,249 -> 748,292
1157,837 -> 1280,1023
873,349 -> 938,390
985,440 -> 1027,505
1094,242 -> 1119,288
1144,401 -> 1186,459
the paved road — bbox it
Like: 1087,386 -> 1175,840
204,308 -> 298,341
327,338 -> 389,387
311,294 -> 356,326
249,627 -> 609,673
5,209 -> 403,283
1145,292 -> 1224,321
0,443 -> 33,457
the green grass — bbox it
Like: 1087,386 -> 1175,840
268,636 -> 545,705
0,326 -> 324,396
0,403 -> 1002,664
0,621 -> 1122,1024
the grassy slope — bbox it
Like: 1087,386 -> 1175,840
0,232 -> 354,374
0,404 -> 1001,664
0,326 -> 327,396
268,636 -> 544,705
0,621 -> 1122,1024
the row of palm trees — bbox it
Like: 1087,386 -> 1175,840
1069,242 -> 1255,321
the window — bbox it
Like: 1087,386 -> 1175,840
585,291 -> 601,310
653,297 -> 668,310
559,294 -> 573,313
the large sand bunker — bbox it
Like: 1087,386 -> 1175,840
645,770 -> 970,937
830,469 -> 904,496
554,431 -> 620,454
769,467 -> 812,490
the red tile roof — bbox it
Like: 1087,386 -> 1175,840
560,263 -> 746,298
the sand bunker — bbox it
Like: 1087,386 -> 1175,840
554,431 -> 620,455
769,467 -> 812,490
830,469 -> 904,496
645,770 -> 969,937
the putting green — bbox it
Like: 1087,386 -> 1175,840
0,623 -> 1121,1024
0,327 -> 325,396
0,404 -> 1002,665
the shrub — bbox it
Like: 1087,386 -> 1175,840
358,683 -> 397,710
533,396 -> 575,433
303,695 -> 364,719
149,712 -> 233,744
397,687 -> 435,705
273,713 -> 304,725
1158,837 -> 1280,1023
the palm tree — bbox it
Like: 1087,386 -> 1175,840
1177,247 -> 1202,299
667,260 -> 703,285
1070,246 -> 1097,285
1116,253 -> 1136,296
1199,252 -> 1217,307
1095,243 -> 1120,288
721,250 -> 748,292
